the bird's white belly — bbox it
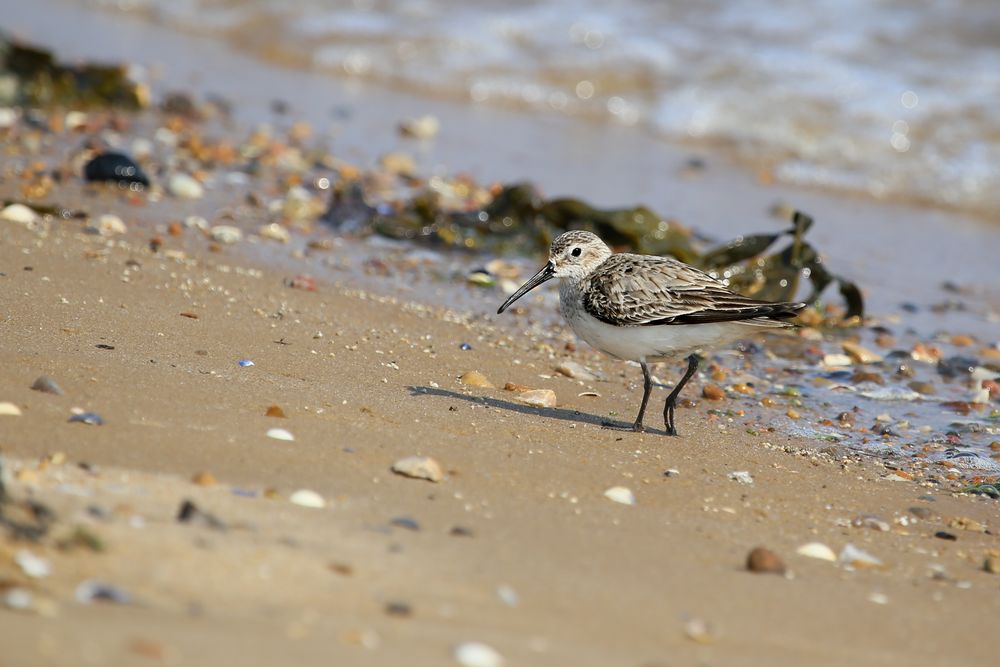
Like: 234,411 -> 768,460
566,309 -> 750,362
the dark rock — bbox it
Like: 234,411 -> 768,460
390,516 -> 420,531
934,531 -> 957,541
83,152 -> 149,187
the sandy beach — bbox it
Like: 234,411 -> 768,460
2,4 -> 1000,665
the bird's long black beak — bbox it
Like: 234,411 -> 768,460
497,262 -> 555,314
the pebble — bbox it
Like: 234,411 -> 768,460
453,642 -> 504,667
266,428 -> 295,441
191,471 -> 217,486
852,514 -> 890,532
83,152 -> 149,187
984,556 -> 1000,574
210,225 -> 243,244
289,489 -> 326,509
167,173 -> 204,199
392,456 -> 444,483
907,506 -> 935,520
823,353 -> 853,367
390,516 -> 420,531
839,543 -> 883,569
31,376 -> 64,395
459,371 -> 494,389
603,486 -> 636,505
398,115 -> 440,140
265,405 -> 287,418
0,107 -> 16,128
4,588 -> 34,612
728,470 -> 754,485
258,223 -> 291,243
842,341 -> 883,364
1,203 -> 39,226
683,618 -> 714,644
96,214 -> 127,236
554,361 -> 597,381
515,389 -> 557,408
496,585 -> 519,607
796,542 -> 837,562
176,500 -> 227,530
702,384 -> 725,400
76,580 -> 132,605
746,546 -> 786,574
68,411 -> 103,425
15,550 -> 52,579
0,402 -> 22,416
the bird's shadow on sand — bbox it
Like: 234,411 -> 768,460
407,385 -> 672,436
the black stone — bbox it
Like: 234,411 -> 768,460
83,152 -> 150,187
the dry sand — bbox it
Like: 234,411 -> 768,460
2,181 -> 999,667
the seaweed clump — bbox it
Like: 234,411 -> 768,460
0,35 -> 147,109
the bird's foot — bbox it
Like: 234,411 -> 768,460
631,422 -> 645,433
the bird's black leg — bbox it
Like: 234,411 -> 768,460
663,354 -> 700,436
631,361 -> 652,432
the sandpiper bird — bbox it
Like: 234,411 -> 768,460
497,230 -> 805,436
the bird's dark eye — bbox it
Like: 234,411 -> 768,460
571,247 -> 582,257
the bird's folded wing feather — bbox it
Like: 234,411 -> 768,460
582,255 -> 802,326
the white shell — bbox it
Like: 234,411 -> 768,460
839,543 -> 883,568
391,456 -> 444,483
796,542 -> 837,562
728,470 -> 754,485
453,642 -> 504,667
289,489 -> 325,508
266,428 -> 295,441
603,486 -> 636,505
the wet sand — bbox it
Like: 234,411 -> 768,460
2,180 -> 999,665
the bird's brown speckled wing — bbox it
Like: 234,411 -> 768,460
582,254 -> 804,326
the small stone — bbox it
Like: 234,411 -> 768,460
503,382 -> 531,392
266,428 -> 295,441
682,618 -> 714,644
265,405 -> 287,418
852,514 -> 890,531
603,486 -> 636,505
15,550 -> 51,579
839,543 -> 883,569
984,556 -> 1000,574
496,585 -> 519,607
823,353 -> 853,367
746,546 -> 785,574
210,225 -> 242,244
459,371 -> 494,389
4,588 -> 34,612
868,592 -> 889,605
702,384 -> 725,400
1,203 -> 39,226
907,506 -> 935,520
97,214 -> 127,236
728,470 -> 754,485
0,402 -> 22,416
731,382 -> 755,395
555,361 -> 597,381
191,471 -> 217,486
176,500 -> 226,530
392,456 -> 444,483
31,376 -> 64,395
515,389 -> 557,408
167,173 -> 204,199
949,517 -> 987,533
390,516 -> 420,531
380,152 -> 416,176
934,531 -> 957,541
384,601 -> 413,618
453,642 -> 504,667
289,489 -> 326,508
258,223 -> 291,243
951,334 -> 975,347
76,580 -> 131,605
796,542 -> 837,562
907,381 -> 936,395
398,115 -> 440,140
842,341 -> 883,364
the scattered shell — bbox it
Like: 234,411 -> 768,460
852,514 -> 890,532
0,402 -> 22,416
238,359 -> 255,367
1,203 -> 39,226
683,618 -> 715,644
15,550 -> 51,579
796,542 -> 837,562
97,214 -> 127,236
515,389 -> 557,408
555,361 -> 597,381
496,585 -> 519,607
459,371 -> 494,389
289,489 -> 326,509
868,592 -> 889,605
452,642 -> 504,667
258,223 -> 291,243
603,486 -> 636,505
391,456 -> 444,483
746,546 -> 785,574
68,411 -> 103,425
31,376 -> 64,396
467,272 -> 495,287
266,428 -> 295,441
728,470 -> 754,485
839,543 -> 883,569
399,115 -> 440,140
210,225 -> 242,244
842,341 -> 883,364
76,580 -> 132,605
167,173 -> 204,199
